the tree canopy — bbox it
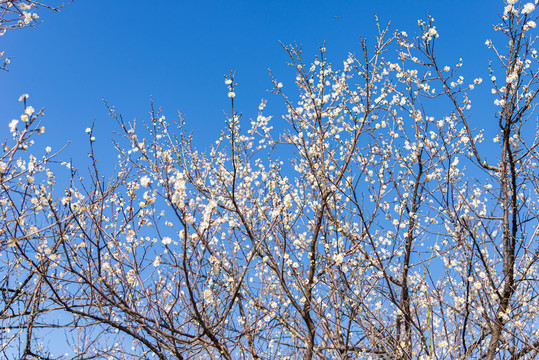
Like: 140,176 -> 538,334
2,1 -> 539,359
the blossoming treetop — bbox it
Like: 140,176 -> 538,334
2,1 -> 539,359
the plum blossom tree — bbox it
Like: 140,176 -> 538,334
2,0 -> 539,359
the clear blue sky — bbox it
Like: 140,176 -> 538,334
1,0 -> 497,164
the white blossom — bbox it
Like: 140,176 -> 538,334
140,175 -> 151,187
203,289 -> 214,303
522,3 -> 535,14
9,119 -> 18,133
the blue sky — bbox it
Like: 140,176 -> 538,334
1,0 -> 498,164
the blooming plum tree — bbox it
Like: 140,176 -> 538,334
2,1 -> 539,359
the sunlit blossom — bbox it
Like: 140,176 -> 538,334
162,237 -> 172,245
9,119 -> 18,133
203,289 -> 214,303
140,175 -> 151,187
522,3 -> 535,14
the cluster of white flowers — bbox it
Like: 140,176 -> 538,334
171,172 -> 187,208
522,2 -> 536,14
140,175 -> 151,187
8,119 -> 18,133
494,98 -> 506,106
225,77 -> 235,98
161,236 -> 172,245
